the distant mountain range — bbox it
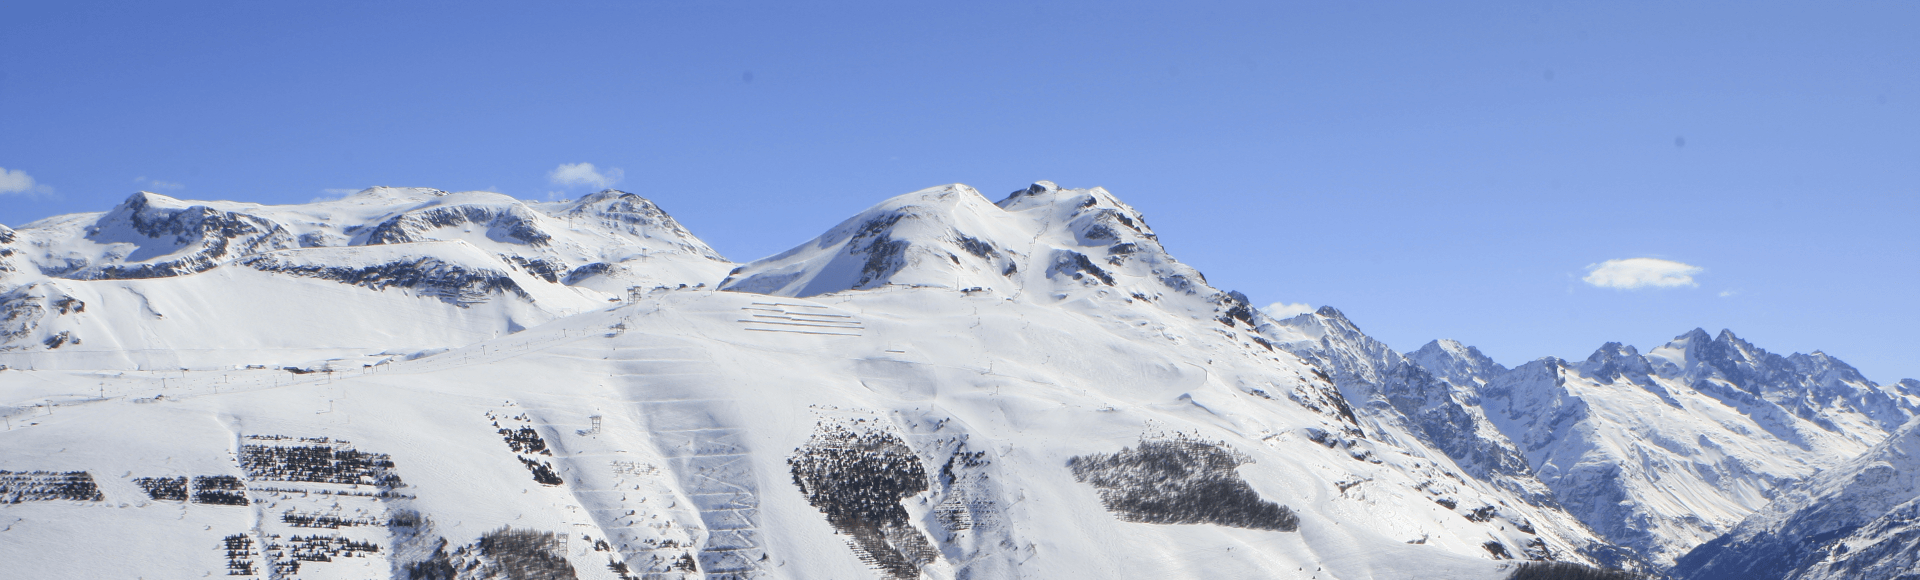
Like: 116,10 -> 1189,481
1,182 -> 1911,580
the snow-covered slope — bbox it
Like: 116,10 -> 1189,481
1672,416 -> 1920,580
1260,309 -> 1642,570
719,181 -> 1212,308
0,187 -> 731,369
1407,329 -> 1920,568
0,182 -> 1631,580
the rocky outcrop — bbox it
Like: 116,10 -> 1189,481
63,192 -> 298,280
1674,418 -> 1920,580
239,253 -> 533,307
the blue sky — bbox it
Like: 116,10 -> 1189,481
3,2 -> 1916,380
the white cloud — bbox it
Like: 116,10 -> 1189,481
0,167 -> 54,196
1582,258 -> 1702,289
1261,302 -> 1315,318
1719,290 -> 1736,298
134,176 -> 184,190
548,162 -> 623,189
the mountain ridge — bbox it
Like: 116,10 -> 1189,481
0,180 -> 1910,579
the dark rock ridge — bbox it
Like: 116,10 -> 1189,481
0,224 -> 16,277
364,203 -> 551,247
1403,327 -> 1917,572
1672,418 -> 1920,580
1274,308 -> 1538,487
239,253 -> 534,307
66,192 -> 298,280
718,181 -> 1211,303
3,188 -> 724,290
1409,339 -> 1509,388
1664,329 -> 1916,432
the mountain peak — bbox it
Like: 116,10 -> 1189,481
718,183 -> 1017,296
719,182 -> 1210,306
1577,341 -> 1654,385
1407,338 -> 1507,387
995,180 -> 1060,205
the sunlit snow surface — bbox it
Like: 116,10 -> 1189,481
14,181 -> 1903,578
0,288 -> 1566,579
0,183 -> 1583,579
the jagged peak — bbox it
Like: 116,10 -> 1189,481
1408,338 -> 1508,387
1576,341 -> 1655,385
1314,305 -> 1348,321
1412,339 -> 1472,361
1585,341 -> 1641,362
1273,305 -> 1361,338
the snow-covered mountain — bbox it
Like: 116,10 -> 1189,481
1403,328 -> 1919,569
0,181 -> 1655,580
1672,416 -> 1920,580
0,187 -> 730,370
1261,309 -> 1644,571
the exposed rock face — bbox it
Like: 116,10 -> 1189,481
1273,309 -> 1537,486
1674,418 -> 1920,580
1409,339 -> 1507,389
4,188 -> 726,289
0,224 -> 18,280
63,192 -> 299,280
239,252 -> 533,307
1657,329 -> 1916,435
1406,328 -> 1919,569
365,202 -> 552,247
718,181 -> 1208,303
0,187 -> 732,355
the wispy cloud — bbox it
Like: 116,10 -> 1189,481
1261,302 -> 1314,318
0,167 -> 55,196
1583,258 -> 1702,289
1719,290 -> 1737,298
548,162 -> 623,189
134,176 -> 184,190
309,188 -> 364,203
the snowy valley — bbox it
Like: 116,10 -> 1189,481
1,182 -> 1914,580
